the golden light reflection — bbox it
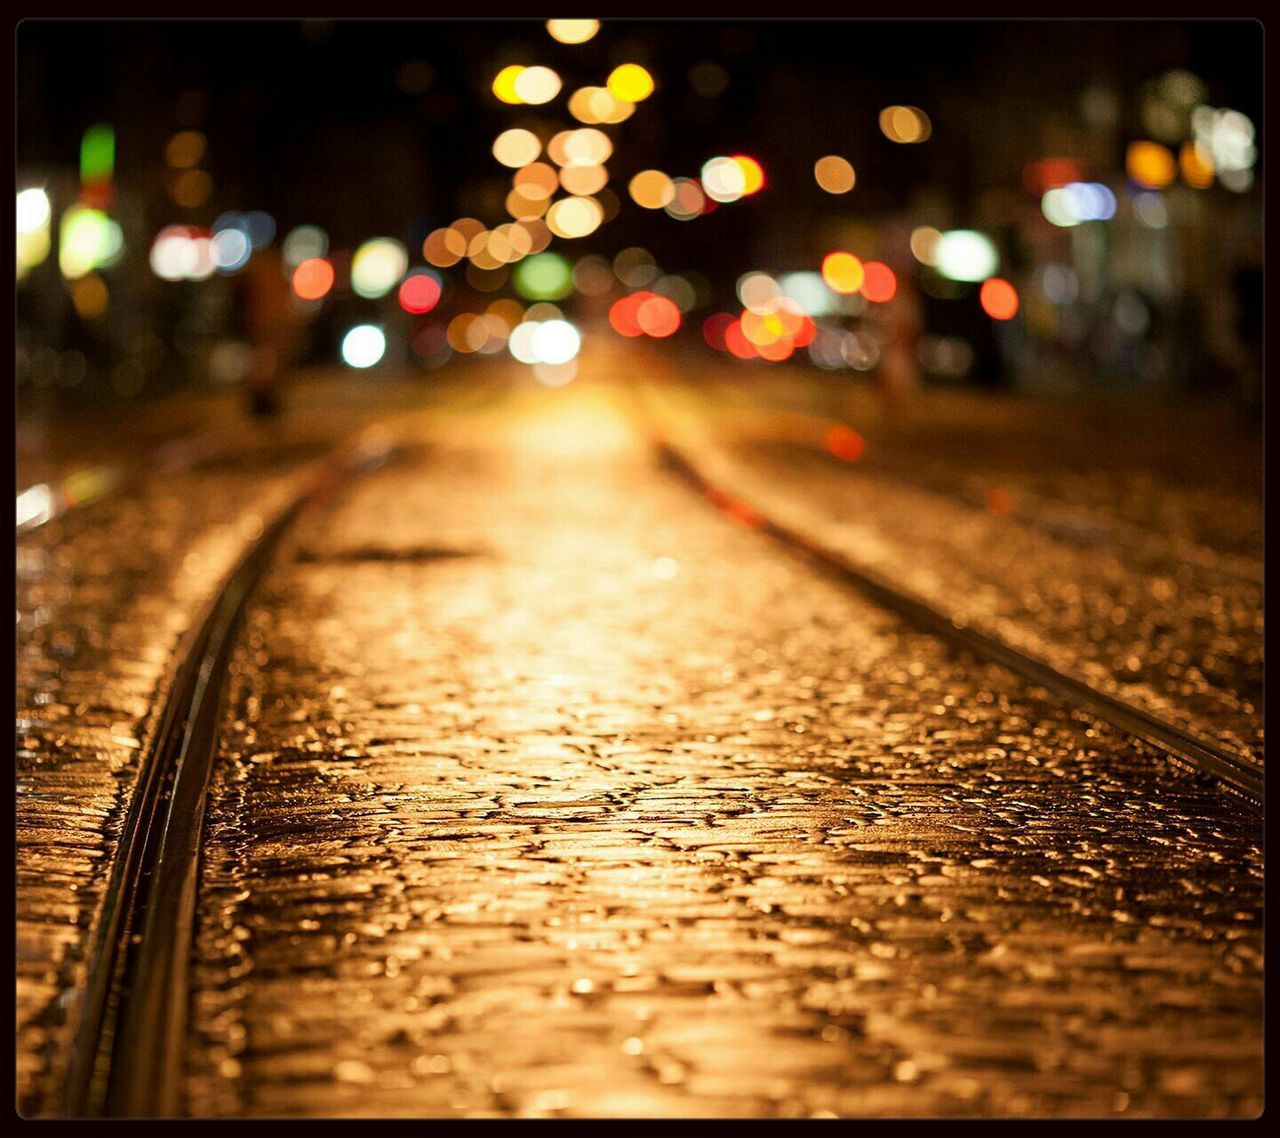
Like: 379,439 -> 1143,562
514,66 -> 562,105
821,251 -> 864,294
814,155 -> 855,194
1127,141 -> 1176,189
493,129 -> 542,168
607,63 -> 655,103
629,170 -> 676,210
879,105 -> 931,143
492,65 -> 525,104
546,19 -> 599,44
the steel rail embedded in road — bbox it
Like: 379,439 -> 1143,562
59,431 -> 397,1118
636,402 -> 1262,810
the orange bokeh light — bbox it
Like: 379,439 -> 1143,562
979,277 -> 1019,320
292,257 -> 335,300
860,262 -> 897,303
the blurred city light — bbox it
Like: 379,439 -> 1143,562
546,19 -> 599,44
879,105 -> 931,142
933,230 -> 998,282
398,268 -> 442,314
821,251 -> 865,295
341,324 -> 386,368
979,277 -> 1019,320
292,256 -> 335,300
282,224 -> 328,268
814,155 -> 855,194
351,238 -> 408,298
60,205 -> 122,279
513,251 -> 573,300
607,63 -> 655,102
16,188 -> 52,278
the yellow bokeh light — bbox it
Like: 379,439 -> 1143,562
880,105 -> 931,143
732,156 -> 765,195
493,129 -> 542,168
607,63 -> 654,103
815,155 -> 855,194
514,66 -> 561,105
492,65 -> 526,104
629,169 -> 676,210
546,19 -> 599,44
546,195 -> 604,238
821,251 -> 865,295
1127,141 -> 1176,189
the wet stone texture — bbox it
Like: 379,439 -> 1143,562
15,441 -> 326,1116
648,377 -> 1263,771
187,381 -> 1261,1119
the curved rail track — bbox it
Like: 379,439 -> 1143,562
59,432 -> 396,1117
49,375 -> 1259,1117
633,392 -> 1262,808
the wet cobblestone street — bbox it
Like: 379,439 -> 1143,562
163,374 -> 1262,1118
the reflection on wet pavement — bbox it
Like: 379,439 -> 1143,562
645,377 -> 1263,770
186,379 -> 1261,1118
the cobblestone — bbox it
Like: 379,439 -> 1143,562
186,375 -> 1262,1118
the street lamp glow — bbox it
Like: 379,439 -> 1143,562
933,230 -> 999,283
546,19 -> 599,44
342,325 -> 387,368
530,319 -> 581,365
351,238 -> 408,299
16,188 -> 51,233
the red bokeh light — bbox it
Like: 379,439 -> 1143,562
398,272 -> 442,314
860,262 -> 897,304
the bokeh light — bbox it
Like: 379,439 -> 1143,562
701,156 -> 747,203
514,66 -> 562,105
980,277 -> 1019,320
60,206 -> 123,279
879,105 -> 932,143
607,63 -> 655,102
1126,141 -> 1176,189
860,262 -> 897,303
351,238 -> 408,298
292,257 -> 335,300
546,195 -> 604,239
629,169 -> 676,209
513,251 -> 574,300
821,251 -> 865,295
909,226 -> 942,265
165,130 -> 206,169
493,129 -> 542,168
341,324 -> 386,368
283,225 -> 329,268
731,156 -> 765,195
492,65 -> 525,104
398,268 -> 443,314
933,230 -> 998,282
636,294 -> 681,337
814,155 -> 855,194
546,19 -> 599,44
664,178 -> 705,221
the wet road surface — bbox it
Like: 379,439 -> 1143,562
16,351 -> 1263,1118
